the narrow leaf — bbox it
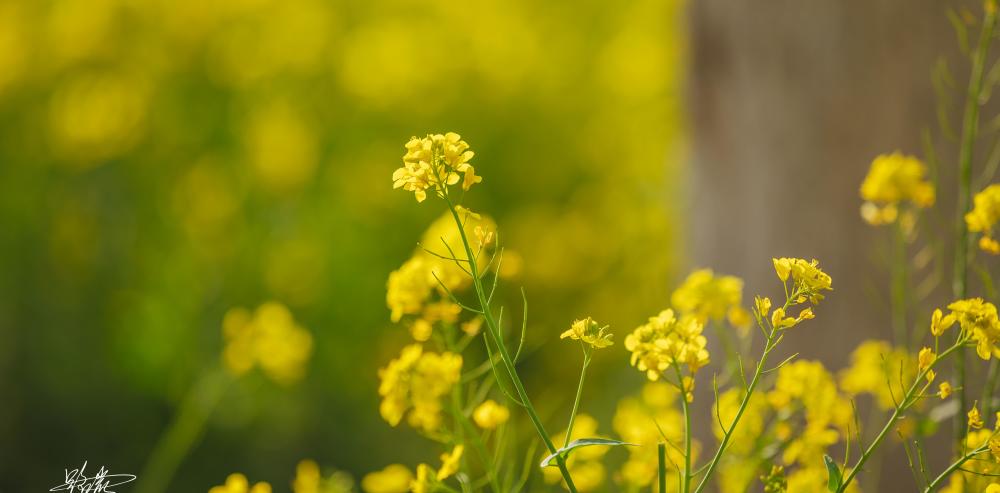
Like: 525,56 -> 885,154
825,455 -> 843,492
539,438 -> 634,467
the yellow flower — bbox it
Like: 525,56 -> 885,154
560,317 -> 614,349
755,296 -> 772,319
939,381 -> 953,399
361,464 -> 412,493
966,184 -> 1000,254
624,309 -> 709,379
970,405 -> 985,429
409,464 -> 434,493
948,298 -> 1000,360
437,445 -> 463,480
221,302 -> 313,385
670,268 -> 746,324
771,258 -> 833,304
931,308 -> 958,337
377,344 -> 462,432
987,484 -> 1000,493
292,460 -> 353,493
472,399 -> 510,429
859,152 -> 935,226
392,132 -> 479,202
839,340 -> 914,410
209,473 -> 271,493
918,347 -> 936,372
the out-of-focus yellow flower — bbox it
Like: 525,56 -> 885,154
987,484 -> 1000,493
970,406 -> 986,429
436,445 -> 463,480
386,257 -> 434,323
409,464 -> 434,493
244,100 -> 317,193
769,360 -> 852,469
918,347 -> 936,372
772,258 -> 832,304
624,309 -> 709,379
543,414 -> 607,492
560,317 -> 613,349
292,460 -> 353,493
761,465 -> 787,493
222,302 -> 313,385
670,269 -> 746,325
859,152 -> 935,226
472,399 -> 510,429
948,298 -> 1000,360
377,344 -> 462,432
209,473 -> 272,493
939,381 -> 953,399
361,464 -> 412,493
966,184 -> 1000,254
392,132 -> 479,202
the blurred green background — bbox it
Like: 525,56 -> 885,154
0,0 -> 686,490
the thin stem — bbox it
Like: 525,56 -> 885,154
923,442 -> 991,492
563,347 -> 592,448
674,364 -> 692,493
837,342 -> 966,492
953,0 -> 998,447
135,369 -> 229,493
443,196 -> 579,493
658,443 -> 668,493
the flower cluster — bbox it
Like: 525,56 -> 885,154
772,258 -> 832,304
560,317 -> 614,349
221,302 -> 313,385
858,152 -> 935,226
392,132 -> 480,202
377,344 -> 462,432
624,309 -> 709,379
209,474 -> 271,493
936,298 -> 1000,360
670,268 -> 750,330
966,184 -> 1000,254
838,340 -> 914,409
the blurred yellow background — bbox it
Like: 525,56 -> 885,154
0,0 -> 686,490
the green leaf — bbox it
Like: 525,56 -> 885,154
824,455 -> 842,492
539,438 -> 634,467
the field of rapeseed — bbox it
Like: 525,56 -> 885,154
2,0 -> 999,493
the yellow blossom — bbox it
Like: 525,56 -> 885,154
772,258 -> 833,304
670,268 -> 746,324
560,317 -> 614,349
292,460 -> 353,493
222,302 -> 313,385
966,184 -> 1000,254
988,484 -> 1000,493
409,464 -> 434,493
624,309 -> 709,379
918,347 -> 936,372
472,399 -> 510,429
939,381 -> 953,399
859,152 -> 935,226
931,308 -> 957,337
361,464 -> 412,493
437,445 -> 463,480
209,473 -> 271,493
377,344 -> 462,432
392,132 -> 479,202
970,405 -> 985,429
755,296 -> 772,319
948,298 -> 1000,360
839,340 -> 914,410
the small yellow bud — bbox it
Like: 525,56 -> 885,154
939,382 -> 952,399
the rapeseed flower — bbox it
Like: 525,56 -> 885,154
292,460 -> 353,493
361,465 -> 412,493
918,347 -> 936,372
670,269 -> 747,327
859,152 -> 935,226
392,132 -> 479,202
931,308 -> 958,337
221,302 -> 313,385
772,258 -> 832,304
209,473 -> 271,493
939,381 -> 953,399
560,317 -> 613,349
472,399 -> 510,429
839,340 -> 914,410
377,344 -> 462,432
966,184 -> 1000,254
613,383 -> 692,489
624,309 -> 709,379
948,298 -> 1000,360
970,405 -> 985,429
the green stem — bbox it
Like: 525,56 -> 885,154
692,315 -> 781,493
953,0 -> 998,448
563,348 -> 591,448
923,442 -> 991,492
658,443 -> 668,493
837,342 -> 965,492
444,197 -> 578,493
135,369 -> 229,493
674,364 -> 692,493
